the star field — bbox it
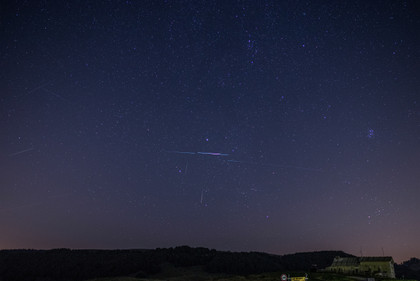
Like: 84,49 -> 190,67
1,0 -> 419,263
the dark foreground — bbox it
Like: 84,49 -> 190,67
0,247 -> 418,281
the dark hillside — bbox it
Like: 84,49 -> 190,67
0,249 -> 161,281
395,258 -> 420,280
0,247 -> 394,281
281,251 -> 354,271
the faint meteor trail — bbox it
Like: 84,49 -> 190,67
26,81 -> 52,95
42,87 -> 70,102
197,152 -> 229,156
9,148 -> 34,157
200,189 -> 204,204
166,151 -> 229,156
166,150 -> 322,171
16,80 -> 53,99
179,160 -> 189,192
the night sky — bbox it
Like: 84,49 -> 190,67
1,0 -> 419,263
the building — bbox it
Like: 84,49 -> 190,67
325,256 -> 395,278
359,257 -> 395,278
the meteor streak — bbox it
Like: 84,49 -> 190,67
197,152 -> 229,156
166,151 -> 229,156
167,150 -> 321,172
9,148 -> 34,157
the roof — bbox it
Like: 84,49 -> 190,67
329,256 -> 395,268
330,257 -> 360,267
360,257 -> 394,263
